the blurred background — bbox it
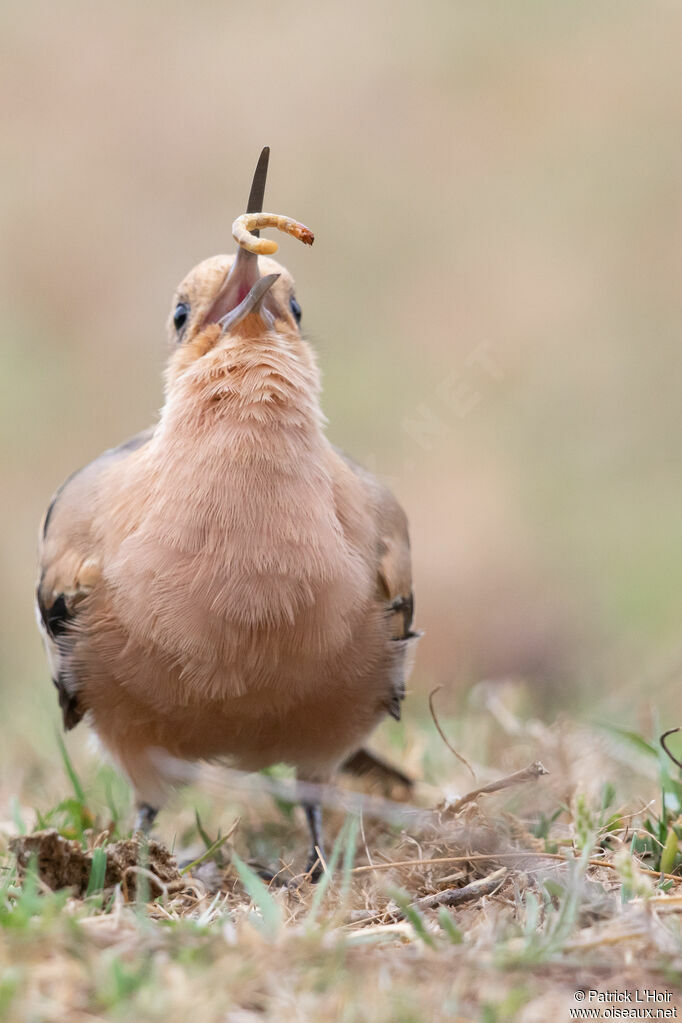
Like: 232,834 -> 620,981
1,0 -> 681,788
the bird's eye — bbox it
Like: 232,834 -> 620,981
173,302 -> 190,335
290,296 -> 302,325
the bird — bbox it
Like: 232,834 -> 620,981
36,148 -> 420,879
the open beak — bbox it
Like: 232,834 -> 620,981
217,272 -> 279,333
205,147 -> 278,334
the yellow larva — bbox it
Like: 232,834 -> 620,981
232,213 -> 315,256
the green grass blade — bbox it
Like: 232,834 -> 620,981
388,887 -> 436,948
231,852 -> 282,939
181,824 -> 237,875
438,907 -> 463,944
194,809 -> 214,851
86,846 -> 108,896
55,731 -> 86,804
339,813 -> 359,907
660,826 -> 679,875
594,723 -> 657,758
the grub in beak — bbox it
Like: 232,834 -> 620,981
203,150 -> 313,333
232,212 -> 314,256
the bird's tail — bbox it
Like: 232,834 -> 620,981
340,748 -> 414,792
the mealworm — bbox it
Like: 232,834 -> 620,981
232,212 -> 315,256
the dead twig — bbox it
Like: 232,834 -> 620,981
660,727 -> 682,770
429,685 -> 476,782
411,866 -> 507,913
121,865 -> 169,903
350,866 -> 508,929
447,761 -> 549,814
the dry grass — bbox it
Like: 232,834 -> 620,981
2,690 -> 682,1021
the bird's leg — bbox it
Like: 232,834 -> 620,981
134,802 -> 158,835
302,801 -> 325,882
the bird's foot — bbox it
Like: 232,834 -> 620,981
301,801 -> 325,883
304,850 -> 325,884
133,802 -> 159,835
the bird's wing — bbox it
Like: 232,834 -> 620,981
36,429 -> 154,730
333,446 -> 421,737
332,446 -> 417,639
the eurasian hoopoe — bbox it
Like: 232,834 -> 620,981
36,148 -> 419,878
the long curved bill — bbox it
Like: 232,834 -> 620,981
247,147 -> 270,229
209,147 -> 312,335
229,146 -> 270,280
205,149 -> 271,331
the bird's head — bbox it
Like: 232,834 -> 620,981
163,148 -> 315,402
